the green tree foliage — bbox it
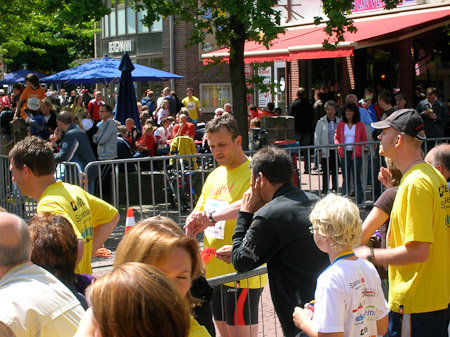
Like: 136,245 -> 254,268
317,0 -> 402,49
0,0 -> 109,73
133,0 -> 401,148
133,0 -> 284,148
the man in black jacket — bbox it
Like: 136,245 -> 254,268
289,87 -> 314,173
222,146 -> 329,337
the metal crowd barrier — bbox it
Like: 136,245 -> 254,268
2,137 -> 448,221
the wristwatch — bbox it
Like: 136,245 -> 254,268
207,210 -> 216,224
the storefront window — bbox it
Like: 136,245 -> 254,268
117,7 -> 126,35
127,7 -> 136,34
200,83 -> 232,113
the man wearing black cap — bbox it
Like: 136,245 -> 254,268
355,109 -> 450,336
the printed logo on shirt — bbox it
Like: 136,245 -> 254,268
354,313 -> 365,325
361,288 -> 376,297
350,278 -> 362,289
209,183 -> 235,198
359,327 -> 376,336
352,302 -> 364,313
364,305 -> 377,320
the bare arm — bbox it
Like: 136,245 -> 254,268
377,315 -> 389,336
360,207 -> 389,245
92,212 -> 119,253
354,241 -> 430,266
14,98 -> 25,118
293,307 -> 344,337
184,200 -> 242,237
76,239 -> 84,266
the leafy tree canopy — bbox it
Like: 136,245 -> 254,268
0,0 -> 109,72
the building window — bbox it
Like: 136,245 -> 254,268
200,83 -> 232,113
126,7 -> 136,34
151,18 -> 163,32
110,10 -> 116,36
117,7 -> 126,35
137,9 -> 149,33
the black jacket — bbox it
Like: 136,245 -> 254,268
289,98 -> 315,134
232,184 -> 329,337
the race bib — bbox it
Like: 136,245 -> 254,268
204,199 -> 229,240
187,101 -> 196,110
27,97 -> 40,110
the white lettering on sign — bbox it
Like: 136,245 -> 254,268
108,40 -> 134,54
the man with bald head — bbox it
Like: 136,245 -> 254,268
173,113 -> 196,139
0,212 -> 84,336
425,143 -> 450,189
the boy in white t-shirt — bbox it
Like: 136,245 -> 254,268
293,194 -> 389,337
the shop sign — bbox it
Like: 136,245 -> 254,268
258,67 -> 272,107
352,0 -> 417,13
108,40 -> 135,54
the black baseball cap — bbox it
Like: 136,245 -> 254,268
372,109 -> 426,140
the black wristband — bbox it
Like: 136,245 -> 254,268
207,211 -> 216,224
367,247 -> 375,264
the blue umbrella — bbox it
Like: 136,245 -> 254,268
0,69 -> 48,85
40,57 -> 183,85
115,53 -> 140,130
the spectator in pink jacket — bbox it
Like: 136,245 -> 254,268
335,102 -> 367,203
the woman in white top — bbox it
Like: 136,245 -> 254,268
334,102 -> 367,203
154,117 -> 172,155
154,99 -> 170,126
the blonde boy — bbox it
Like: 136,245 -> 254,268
293,194 -> 389,337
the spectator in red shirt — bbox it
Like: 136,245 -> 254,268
248,104 -> 261,120
172,113 -> 195,139
133,124 -> 156,157
87,91 -> 105,123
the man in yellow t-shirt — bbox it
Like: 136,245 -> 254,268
9,136 -> 119,275
182,88 -> 202,126
185,117 -> 266,337
356,109 -> 450,336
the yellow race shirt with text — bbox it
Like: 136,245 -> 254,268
37,181 -> 118,274
388,163 -> 450,313
182,96 -> 201,120
195,160 -> 267,288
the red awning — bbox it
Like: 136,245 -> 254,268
202,6 -> 450,64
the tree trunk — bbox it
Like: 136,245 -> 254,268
228,15 -> 249,150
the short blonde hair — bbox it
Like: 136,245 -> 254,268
309,194 -> 362,251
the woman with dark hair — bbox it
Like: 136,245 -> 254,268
334,102 -> 367,203
28,213 -> 94,309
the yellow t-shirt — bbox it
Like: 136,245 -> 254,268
194,159 -> 267,289
37,181 -> 118,275
182,96 -> 201,120
189,316 -> 210,337
388,163 -> 450,313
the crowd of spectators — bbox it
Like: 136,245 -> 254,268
1,75 -> 450,336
